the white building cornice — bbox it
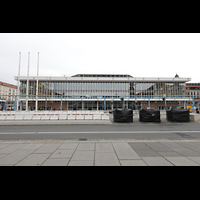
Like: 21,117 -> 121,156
14,76 -> 191,82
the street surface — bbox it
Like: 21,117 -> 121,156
1,121 -> 200,166
1,122 -> 200,140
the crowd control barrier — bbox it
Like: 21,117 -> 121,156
0,111 -> 109,121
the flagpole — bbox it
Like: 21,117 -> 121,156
36,52 -> 39,111
26,52 -> 30,111
17,52 -> 21,111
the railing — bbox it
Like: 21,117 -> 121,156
0,94 -> 194,99
0,94 -> 194,111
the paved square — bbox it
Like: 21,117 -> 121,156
142,157 -> 174,166
15,153 -> 50,166
42,158 -> 70,166
68,160 -> 94,166
120,160 -> 147,166
76,143 -> 95,151
0,149 -> 34,165
34,143 -> 61,154
95,152 -> 120,166
50,149 -> 75,159
96,143 -> 114,152
165,157 -> 200,166
1,140 -> 200,166
71,151 -> 94,161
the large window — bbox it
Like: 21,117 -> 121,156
20,80 -> 187,98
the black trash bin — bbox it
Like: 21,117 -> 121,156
113,109 -> 133,123
139,108 -> 160,122
166,108 -> 190,122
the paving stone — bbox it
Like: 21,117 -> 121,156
177,142 -> 200,152
0,143 -> 26,154
96,143 -> 114,152
0,164 -> 13,166
145,142 -> 172,152
187,157 -> 200,165
0,143 -> 11,149
157,151 -> 183,157
71,151 -> 94,161
134,149 -> 161,157
58,143 -> 78,149
95,152 -> 120,166
112,142 -> 131,149
165,157 -> 200,166
160,142 -> 184,149
171,148 -> 200,157
0,154 -> 7,159
42,158 -> 70,166
142,157 -> 174,166
15,154 -> 50,166
113,142 -> 140,159
68,161 -> 94,166
128,142 -> 151,150
0,149 -> 34,165
115,148 -> 141,160
77,143 -> 95,151
34,143 -> 61,154
49,150 -> 75,159
21,143 -> 45,150
120,160 -> 147,166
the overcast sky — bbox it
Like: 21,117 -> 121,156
0,33 -> 199,85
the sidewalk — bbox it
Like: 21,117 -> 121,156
1,139 -> 200,166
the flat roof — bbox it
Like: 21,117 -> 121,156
0,81 -> 17,89
72,74 -> 133,78
14,76 -> 191,82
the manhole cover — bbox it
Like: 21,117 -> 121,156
79,138 -> 87,141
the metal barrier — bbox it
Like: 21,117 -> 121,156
0,111 -> 109,121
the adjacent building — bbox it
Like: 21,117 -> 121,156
14,74 -> 192,111
0,81 -> 17,110
185,82 -> 200,98
185,82 -> 200,109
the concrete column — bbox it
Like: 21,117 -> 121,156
125,101 -> 128,109
82,101 -> 84,110
36,79 -> 38,111
20,102 -> 22,111
104,97 -> 106,111
14,95 -> 17,111
60,96 -> 63,110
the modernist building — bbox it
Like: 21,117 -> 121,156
14,74 -> 192,111
0,81 -> 17,110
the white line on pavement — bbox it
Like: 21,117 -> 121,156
1,131 -> 200,134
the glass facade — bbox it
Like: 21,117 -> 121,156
20,81 -> 186,98
17,78 -> 190,111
